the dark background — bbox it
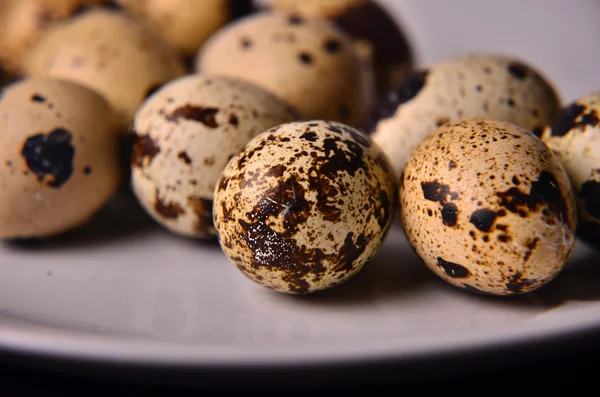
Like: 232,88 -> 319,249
1,327 -> 598,395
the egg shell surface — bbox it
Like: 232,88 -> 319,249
131,74 -> 296,238
0,77 -> 122,238
399,118 -> 577,295
541,91 -> 600,250
213,120 -> 397,294
195,11 -> 374,127
23,9 -> 186,127
371,53 -> 562,179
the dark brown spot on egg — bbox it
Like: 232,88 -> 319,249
324,39 -> 342,54
441,203 -> 458,226
505,272 -> 537,294
437,257 -> 470,278
300,130 -> 318,142
507,62 -> 529,80
83,166 -> 92,175
177,151 -> 192,165
154,191 -> 185,219
448,160 -> 457,170
523,237 -> 540,263
20,128 -> 74,188
204,157 -> 215,166
240,37 -> 252,49
334,233 -> 368,273
31,94 -> 46,103
512,175 -> 520,185
131,133 -> 160,167
298,52 -> 313,65
320,136 -> 366,177
266,164 -> 286,177
167,105 -> 219,128
229,114 -> 239,126
188,196 -> 214,238
551,103 -> 600,137
288,15 -> 304,25
497,170 -> 569,225
469,209 -> 497,232
421,180 -> 457,205
308,169 -> 342,222
375,190 -> 391,228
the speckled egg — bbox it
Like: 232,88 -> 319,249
195,12 -> 374,127
213,120 -> 397,294
399,118 -> 577,295
131,74 -> 296,239
22,9 -> 186,128
540,91 -> 600,250
0,0 -> 110,76
115,0 -> 255,57
370,53 -> 562,179
259,0 -> 413,95
0,77 -> 122,239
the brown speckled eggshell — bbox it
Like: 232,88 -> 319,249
115,0 -> 255,57
400,118 -> 577,296
541,91 -> 600,250
131,74 -> 296,239
262,0 -> 414,95
22,9 -> 186,128
0,77 -> 122,239
0,0 -> 109,76
195,12 -> 374,127
371,54 -> 562,179
213,120 -> 397,294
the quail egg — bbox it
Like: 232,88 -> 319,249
0,0 -> 109,76
23,9 -> 186,128
115,0 -> 256,58
195,12 -> 374,127
370,53 -> 562,179
540,91 -> 600,250
400,118 -> 577,295
213,120 -> 397,294
0,77 -> 122,239
131,74 -> 296,239
260,0 -> 414,94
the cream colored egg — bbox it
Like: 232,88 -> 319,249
399,118 -> 576,295
261,0 -> 414,94
0,77 -> 122,239
130,74 -> 296,239
213,120 -> 397,294
22,9 -> 186,128
0,0 -> 109,76
195,11 -> 374,127
115,0 -> 255,57
541,91 -> 600,250
371,54 -> 562,179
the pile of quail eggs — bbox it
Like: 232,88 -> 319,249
0,0 -> 598,297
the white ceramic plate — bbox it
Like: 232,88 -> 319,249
1,0 -> 600,386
